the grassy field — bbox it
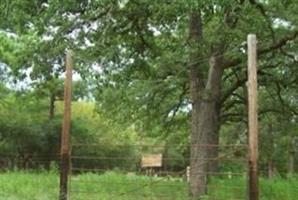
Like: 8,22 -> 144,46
0,171 -> 297,200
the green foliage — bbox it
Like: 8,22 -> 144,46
0,90 -> 143,170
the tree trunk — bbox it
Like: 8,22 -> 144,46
268,124 -> 274,178
206,56 -> 222,173
188,11 -> 224,199
288,143 -> 295,177
49,92 -> 55,119
190,55 -> 223,199
268,160 -> 274,178
287,136 -> 296,177
189,11 -> 206,199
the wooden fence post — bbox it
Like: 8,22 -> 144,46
59,50 -> 73,200
247,34 -> 259,200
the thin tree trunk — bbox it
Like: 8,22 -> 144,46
49,92 -> 55,119
288,139 -> 295,177
288,152 -> 295,176
268,124 -> 274,178
268,160 -> 274,178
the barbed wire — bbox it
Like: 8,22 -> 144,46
67,144 -> 249,199
0,138 -> 295,199
72,143 -> 248,148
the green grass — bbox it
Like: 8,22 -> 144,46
0,171 -> 297,200
70,171 -> 187,200
0,171 -> 58,200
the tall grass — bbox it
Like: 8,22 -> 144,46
0,171 -> 297,200
0,171 -> 58,200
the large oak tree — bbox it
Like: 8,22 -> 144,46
1,0 -> 298,199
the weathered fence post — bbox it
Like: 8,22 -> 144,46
247,34 -> 259,200
59,50 -> 73,200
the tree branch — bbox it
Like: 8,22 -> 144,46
258,30 -> 298,54
249,0 -> 276,42
164,83 -> 188,124
223,30 -> 298,68
274,81 -> 298,116
220,78 -> 246,105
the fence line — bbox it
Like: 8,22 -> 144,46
66,142 -> 249,200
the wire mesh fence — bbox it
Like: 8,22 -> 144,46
0,153 -> 60,171
0,144 -> 297,199
68,143 -> 248,200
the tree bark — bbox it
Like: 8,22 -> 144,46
205,53 -> 223,173
188,11 -> 224,199
189,11 -> 206,199
190,54 -> 224,199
